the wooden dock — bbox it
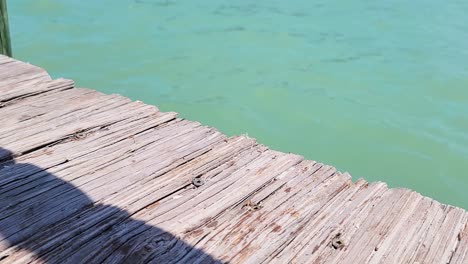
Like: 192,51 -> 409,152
0,55 -> 467,264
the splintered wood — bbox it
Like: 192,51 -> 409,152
0,55 -> 466,264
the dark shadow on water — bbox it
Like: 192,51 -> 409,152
0,147 -> 220,264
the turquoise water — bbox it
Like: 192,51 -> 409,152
8,1 -> 468,209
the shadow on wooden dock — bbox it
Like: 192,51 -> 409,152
0,147 -> 221,263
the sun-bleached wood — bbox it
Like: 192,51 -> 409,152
0,55 -> 466,263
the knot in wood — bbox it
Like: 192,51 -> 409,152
331,233 -> 345,250
192,177 -> 205,187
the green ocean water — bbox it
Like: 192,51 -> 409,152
8,0 -> 468,209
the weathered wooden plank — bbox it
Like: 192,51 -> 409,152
328,189 -> 416,263
417,206 -> 467,263
0,55 -> 45,76
0,120 -> 212,216
177,163 -> 341,263
0,78 -> 73,105
0,90 -> 131,141
1,84 -> 93,112
95,153 -> 299,263
0,126 -> 223,248
0,62 -> 48,81
248,179 -> 380,263
449,217 -> 468,264
0,99 -> 158,159
1,90 -> 131,136
15,143 -> 266,262
0,111 -> 177,191
299,181 -> 388,264
0,63 -> 50,91
0,86 -> 95,122
264,180 -> 374,264
96,151 -> 300,264
366,196 -> 434,263
55,139 -> 263,263
1,119 -> 196,221
0,54 -> 14,64
0,135 -> 256,262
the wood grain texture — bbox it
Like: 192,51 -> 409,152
0,55 -> 467,263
